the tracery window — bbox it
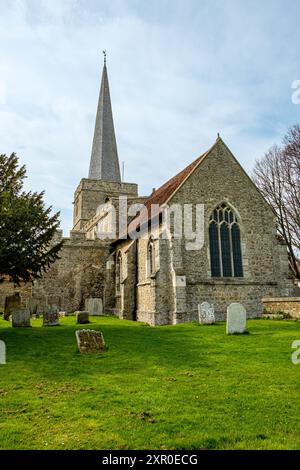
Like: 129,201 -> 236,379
209,204 -> 243,278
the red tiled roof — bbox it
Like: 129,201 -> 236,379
115,142 -> 215,243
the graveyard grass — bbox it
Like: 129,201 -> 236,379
0,316 -> 299,450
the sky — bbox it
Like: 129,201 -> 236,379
0,0 -> 300,235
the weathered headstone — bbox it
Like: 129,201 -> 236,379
198,302 -> 215,324
226,303 -> 247,335
76,311 -> 89,324
4,293 -> 21,321
76,329 -> 106,354
0,340 -> 6,364
85,298 -> 103,316
12,309 -> 31,328
43,306 -> 60,327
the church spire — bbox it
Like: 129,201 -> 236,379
88,52 -> 121,182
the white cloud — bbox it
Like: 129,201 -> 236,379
0,0 -> 299,234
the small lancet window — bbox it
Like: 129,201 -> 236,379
115,252 -> 122,294
209,204 -> 243,278
147,241 -> 155,277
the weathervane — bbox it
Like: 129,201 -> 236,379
103,49 -> 107,64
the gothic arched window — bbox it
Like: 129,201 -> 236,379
209,204 -> 243,278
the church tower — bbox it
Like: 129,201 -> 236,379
72,54 -> 138,231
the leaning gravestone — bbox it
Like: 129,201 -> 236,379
226,303 -> 247,335
76,311 -> 89,324
43,306 -> 60,327
12,309 -> 31,328
198,302 -> 215,324
4,293 -> 21,321
76,329 -> 106,354
85,298 -> 103,316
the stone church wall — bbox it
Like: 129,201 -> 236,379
0,232 -> 111,315
262,297 -> 300,319
31,231 -> 111,312
0,277 -> 32,310
129,139 -> 293,325
167,139 -> 293,321
73,178 -> 138,230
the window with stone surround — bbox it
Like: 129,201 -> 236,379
209,204 -> 243,278
147,240 -> 155,277
115,251 -> 122,295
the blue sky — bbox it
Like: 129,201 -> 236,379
0,0 -> 299,234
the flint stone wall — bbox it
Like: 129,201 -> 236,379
31,231 -> 111,313
262,297 -> 300,319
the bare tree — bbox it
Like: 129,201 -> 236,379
253,124 -> 300,280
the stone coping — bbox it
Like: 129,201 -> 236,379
262,297 -> 300,302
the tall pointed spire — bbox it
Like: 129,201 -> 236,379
88,52 -> 121,182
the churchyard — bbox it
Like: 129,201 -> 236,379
0,314 -> 299,450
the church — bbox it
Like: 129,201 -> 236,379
1,59 -> 293,325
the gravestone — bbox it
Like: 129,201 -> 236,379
76,329 -> 106,354
226,303 -> 247,335
85,298 -> 103,316
4,293 -> 21,321
198,302 -> 215,324
12,309 -> 31,327
76,311 -> 89,324
43,306 -> 60,327
0,340 -> 6,364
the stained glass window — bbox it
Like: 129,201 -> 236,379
232,223 -> 243,277
209,222 -> 221,277
220,223 -> 232,277
209,204 -> 243,278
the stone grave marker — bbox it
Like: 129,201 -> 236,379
198,302 -> 215,324
85,298 -> 103,316
12,309 -> 31,328
76,311 -> 90,324
76,329 -> 106,354
43,306 -> 60,327
0,340 -> 6,364
226,303 -> 247,335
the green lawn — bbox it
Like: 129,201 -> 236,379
0,315 -> 299,450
